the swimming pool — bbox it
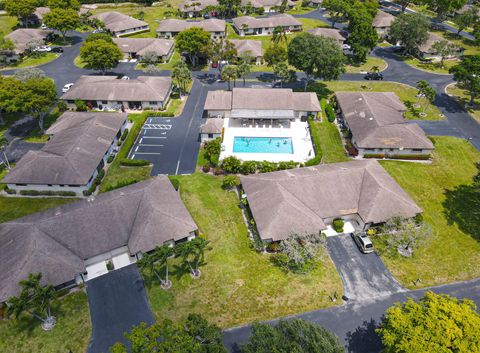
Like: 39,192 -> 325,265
233,137 -> 294,154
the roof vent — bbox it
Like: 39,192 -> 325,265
369,117 -> 374,121
359,112 -> 366,118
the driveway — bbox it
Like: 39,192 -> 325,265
327,235 -> 404,302
86,265 -> 154,353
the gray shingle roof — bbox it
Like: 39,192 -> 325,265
2,112 -> 127,186
307,28 -> 346,43
113,38 -> 174,56
229,39 -> 263,58
0,176 -> 198,302
336,92 -> 434,150
241,160 -> 422,241
200,117 -> 223,134
373,10 -> 395,28
6,28 -> 52,54
90,11 -> 149,33
233,14 -> 302,30
418,33 -> 461,54
61,76 -> 172,102
156,18 -> 226,33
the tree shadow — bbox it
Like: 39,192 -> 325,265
443,184 -> 480,243
345,319 -> 383,353
305,81 -> 334,99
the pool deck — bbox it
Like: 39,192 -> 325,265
220,118 -> 315,163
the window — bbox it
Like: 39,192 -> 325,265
102,101 -> 108,104
117,101 -> 123,105
208,133 -> 213,138
413,148 -> 423,152
67,100 -> 74,104
149,101 -> 157,105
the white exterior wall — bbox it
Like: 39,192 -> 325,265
200,132 -> 221,142
235,25 -> 302,37
358,147 -> 433,156
207,109 -> 230,118
158,30 -> 225,39
114,25 -> 150,37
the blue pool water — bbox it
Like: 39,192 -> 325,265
233,137 -> 294,154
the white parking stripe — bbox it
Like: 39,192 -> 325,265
135,152 -> 161,155
135,146 -> 139,152
141,136 -> 167,139
138,144 -> 164,147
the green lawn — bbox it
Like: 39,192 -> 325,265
145,173 -> 343,328
308,81 -> 444,121
99,113 -> 152,192
400,56 -> 457,74
432,30 -> 480,56
446,84 -> 480,123
345,56 -> 387,74
311,120 -> 350,164
0,292 -> 91,353
377,137 -> 480,288
1,53 -> 59,71
0,14 -> 18,35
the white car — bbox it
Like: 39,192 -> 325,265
35,46 -> 51,52
92,29 -> 105,34
342,43 -> 351,50
41,24 -> 48,30
62,83 -> 74,93
120,76 -> 130,80
352,233 -> 374,254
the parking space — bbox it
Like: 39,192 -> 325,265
130,117 -> 172,161
327,235 -> 405,302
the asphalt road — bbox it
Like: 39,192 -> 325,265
86,265 -> 154,353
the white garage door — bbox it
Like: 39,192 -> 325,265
85,261 -> 109,280
112,252 -> 134,270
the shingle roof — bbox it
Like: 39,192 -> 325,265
6,28 -> 52,54
204,90 -> 232,110
179,0 -> 219,12
33,7 -> 51,21
229,39 -> 263,58
61,76 -> 172,102
336,92 -> 434,150
2,112 -> 127,186
113,38 -> 174,56
156,18 -> 226,33
0,176 -> 198,302
373,10 -> 395,28
241,160 -> 422,241
307,28 -> 346,43
233,14 -> 302,29
90,11 -> 149,33
418,33 -> 461,54
200,117 -> 223,134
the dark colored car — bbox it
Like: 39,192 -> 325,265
51,47 -> 64,53
211,62 -> 218,68
364,72 -> 383,80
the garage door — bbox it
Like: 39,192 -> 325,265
86,261 -> 109,280
112,252 -> 134,270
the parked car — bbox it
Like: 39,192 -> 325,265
120,76 -> 130,80
342,43 -> 351,50
51,47 -> 64,53
34,46 -> 51,52
203,13 -> 210,19
41,24 -> 48,30
211,62 -> 218,68
364,72 -> 383,80
352,233 -> 374,254
62,83 -> 74,93
92,29 -> 105,34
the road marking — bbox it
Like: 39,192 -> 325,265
141,136 -> 167,139
175,160 -> 180,175
138,144 -> 164,147
140,138 -> 143,144
144,124 -> 172,130
134,152 -> 161,155
135,146 -> 139,152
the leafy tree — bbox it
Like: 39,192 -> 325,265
453,6 -> 479,35
172,60 -> 192,95
236,59 -> 251,86
47,0 -> 80,10
273,61 -> 296,87
389,13 -> 430,56
22,77 -> 57,131
221,155 -> 241,173
323,0 -> 350,28
0,36 -> 15,51
346,3 -> 378,63
110,314 -> 226,353
264,44 -> 287,67
26,38 -> 45,56
218,0 -> 241,18
79,39 -> 122,74
221,65 -> 238,90
209,38 -> 237,71
424,0 -> 468,20
155,245 -> 175,289
432,39 -> 457,67
137,252 -> 163,285
0,76 -> 27,124
241,319 -> 344,353
140,51 -> 159,65
272,26 -> 288,45
43,8 -> 80,44
288,33 -> 345,90
4,0 -> 37,27
175,27 -> 211,67
377,291 -> 480,352
204,138 -> 221,165
14,68 -> 46,82
450,55 -> 480,105
394,0 -> 414,12
175,237 -> 210,278
6,273 -> 58,331
85,32 -> 113,43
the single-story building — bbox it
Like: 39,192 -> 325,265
232,14 -> 302,36
240,159 -> 422,242
61,75 -> 173,111
156,18 -> 226,39
2,112 -> 128,195
229,39 -> 263,64
3,28 -> 52,61
179,0 -> 219,17
335,92 -> 434,158
307,27 -> 346,46
418,33 -> 464,61
304,0 -> 323,7
199,117 -> 223,142
0,176 -> 198,302
248,0 -> 295,13
21,7 -> 51,27
113,37 -> 175,62
373,10 -> 395,38
90,11 -> 149,37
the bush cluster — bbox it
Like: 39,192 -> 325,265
103,179 -> 139,192
107,154 -> 115,164
389,154 -> 431,160
325,103 -> 336,123
5,187 -> 16,194
332,218 -> 344,233
222,175 -> 240,189
363,153 -> 385,159
83,169 -> 105,196
204,138 -> 221,166
120,159 -> 150,167
220,156 -> 300,175
120,128 -> 129,142
170,178 -> 180,191
19,190 -> 76,197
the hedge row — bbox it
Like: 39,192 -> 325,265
19,190 -> 77,197
103,179 -> 139,192
220,156 -> 300,174
304,118 -> 323,166
83,169 -> 105,196
363,153 -> 431,160
120,128 -> 129,142
120,159 -> 150,167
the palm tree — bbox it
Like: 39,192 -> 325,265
137,252 -> 163,285
6,273 -> 57,331
175,237 -> 210,278
191,238 -> 210,277
172,60 -> 192,96
221,65 -> 238,90
272,26 -> 287,45
154,245 -> 175,289
237,60 -> 251,87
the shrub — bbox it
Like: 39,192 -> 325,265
18,190 -> 76,196
389,154 -> 431,160
117,140 -> 122,146
103,179 -> 138,192
120,128 -> 129,141
57,101 -> 68,112
107,154 -> 115,164
363,153 -> 385,159
305,156 -> 321,166
5,188 -> 16,194
221,156 -> 242,174
170,178 -> 180,191
270,253 -> 290,269
202,163 -> 211,173
222,175 -> 240,189
240,160 -> 257,175
204,138 -> 221,166
332,218 -> 344,233
120,159 -> 150,167
75,100 -> 87,112
213,166 -> 223,176
83,190 -> 92,196
266,242 -> 281,252
258,160 -> 277,173
278,161 -> 297,170
325,103 -> 336,123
